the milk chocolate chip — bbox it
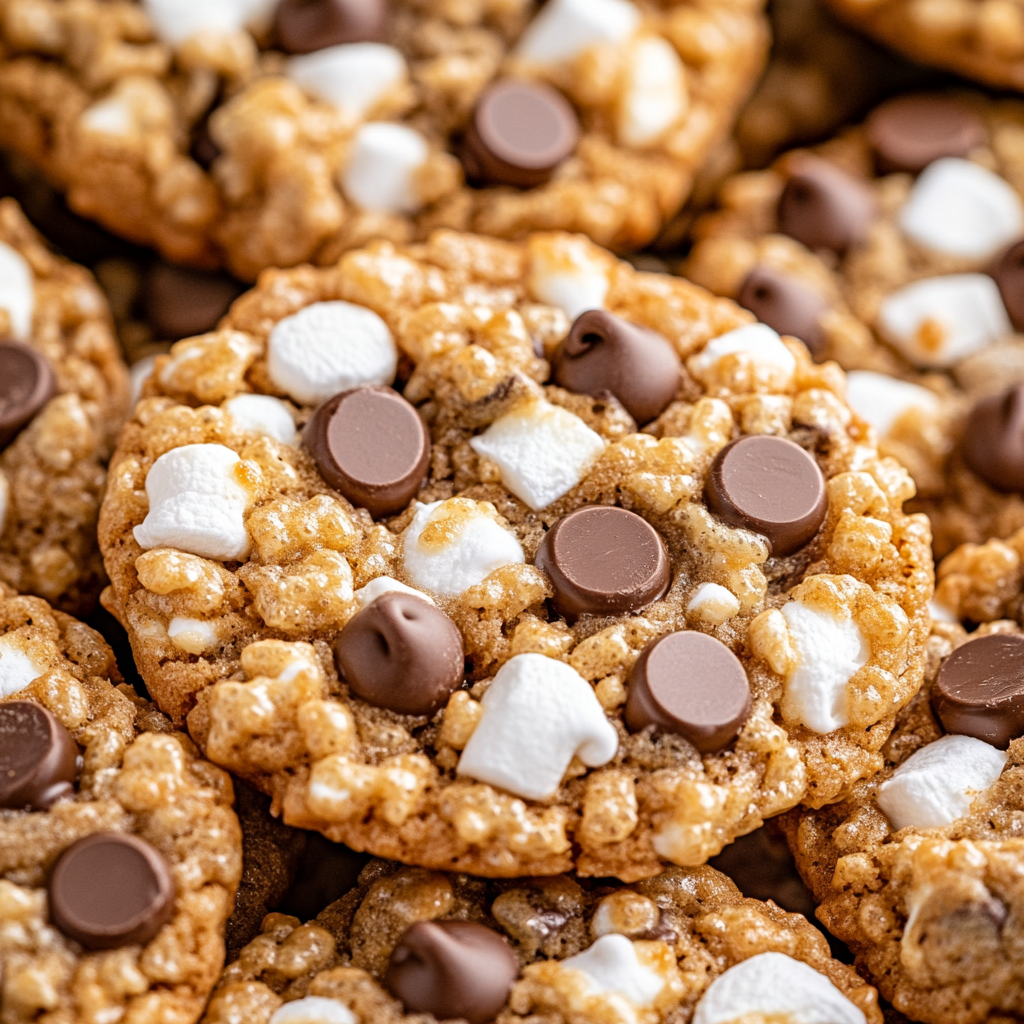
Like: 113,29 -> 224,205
334,592 -> 464,716
274,0 -> 388,53
143,263 -> 245,341
963,384 -> 1024,493
866,94 -> 986,173
552,310 -> 681,425
0,342 -> 56,451
385,920 -> 518,1024
0,701 -> 79,810
777,156 -> 876,255
303,386 -> 430,518
49,833 -> 175,950
461,79 -> 580,188
933,633 -> 1024,748
737,266 -> 828,359
535,506 -> 671,622
991,239 -> 1024,332
706,436 -> 828,556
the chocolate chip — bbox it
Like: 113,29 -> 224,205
706,436 -> 828,556
866,94 -> 986,173
143,263 -> 244,341
274,0 -> 388,53
551,310 -> 681,425
303,386 -> 430,519
0,701 -> 79,810
990,239 -> 1024,332
334,592 -> 464,716
625,631 -> 751,751
932,633 -> 1024,748
49,833 -> 175,950
737,266 -> 828,359
0,341 -> 56,451
963,383 -> 1024,493
534,506 -> 671,622
461,79 -> 580,189
777,156 -> 876,255
385,920 -> 518,1024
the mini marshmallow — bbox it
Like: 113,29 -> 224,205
267,301 -> 397,405
143,0 -> 274,45
928,599 -> 958,624
223,394 -> 297,445
689,323 -> 796,380
516,0 -> 641,65
469,399 -> 606,511
269,997 -> 356,1024
167,617 -> 219,655
402,499 -> 525,596
288,43 -> 407,120
0,242 -> 34,340
693,952 -> 866,1024
353,576 -> 436,609
687,583 -> 740,625
781,600 -> 870,734
342,122 -> 429,214
899,158 -> 1024,260
529,243 -> 610,320
130,355 -> 158,408
457,653 -> 618,800
0,635 -> 46,699
845,371 -> 939,438
561,934 -> 665,1007
877,733 -> 1007,831
618,37 -> 686,148
134,444 -> 252,561
878,274 -> 1011,368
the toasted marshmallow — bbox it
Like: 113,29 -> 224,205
516,0 -> 641,65
287,43 -> 407,120
845,371 -> 939,438
342,122 -> 429,214
0,634 -> 47,699
618,37 -> 686,148
687,583 -> 741,625
269,997 -> 356,1024
167,617 -> 219,655
689,323 -> 796,381
528,239 -> 610,320
223,394 -> 297,445
561,934 -> 666,1006
0,242 -> 34,340
352,576 -> 436,609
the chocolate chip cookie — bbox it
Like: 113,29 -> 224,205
98,229 -> 932,880
202,857 -> 880,1024
0,584 -> 242,1024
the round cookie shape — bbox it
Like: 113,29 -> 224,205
932,632 -> 1024,748
0,340 -> 56,451
551,310 -> 681,425
48,832 -> 176,950
461,79 -> 580,189
303,385 -> 430,518
625,631 -> 752,752
962,383 -> 1024,493
534,506 -> 671,622
333,591 -> 464,715
705,436 -> 828,556
866,94 -> 987,173
274,0 -> 389,54
991,239 -> 1024,332
384,920 -> 518,1024
0,700 -> 79,810
737,266 -> 828,358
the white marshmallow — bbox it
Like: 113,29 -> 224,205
130,355 -> 158,408
0,635 -> 46,699
618,37 -> 686,148
223,394 -> 297,445
288,44 -> 406,119
0,241 -> 34,340
878,274 -> 1011,368
267,301 -> 397,405
143,0 -> 274,45
561,934 -> 665,1006
457,653 -> 618,800
81,96 -> 134,137
167,617 -> 219,655
781,600 -> 870,734
687,583 -> 740,625
529,245 -> 609,320
693,952 -> 866,1024
877,734 -> 1007,831
269,997 -> 356,1024
845,371 -> 939,438
516,0 -> 641,65
899,158 -> 1023,260
402,499 -> 525,597
469,399 -> 605,511
689,323 -> 796,380
353,576 -> 436,609
928,599 -> 958,625
133,444 -> 252,561
342,122 -> 429,214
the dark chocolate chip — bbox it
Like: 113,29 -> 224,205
274,0 -> 388,53
49,833 -> 175,950
0,341 -> 56,451
963,383 -> 1024,493
777,155 -> 876,256
0,701 -> 79,810
932,632 -> 1024,748
705,436 -> 828,556
551,310 -> 681,425
461,79 -> 579,189
866,94 -> 986,174
625,631 -> 751,752
143,263 -> 245,341
534,506 -> 671,622
334,591 -> 464,716
737,266 -> 828,359
990,239 -> 1024,332
385,920 -> 518,1024
303,385 -> 430,519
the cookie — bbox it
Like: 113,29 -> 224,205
0,584 -> 242,1024
202,857 -> 880,1024
98,229 -> 932,880
781,618 -> 1024,1024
